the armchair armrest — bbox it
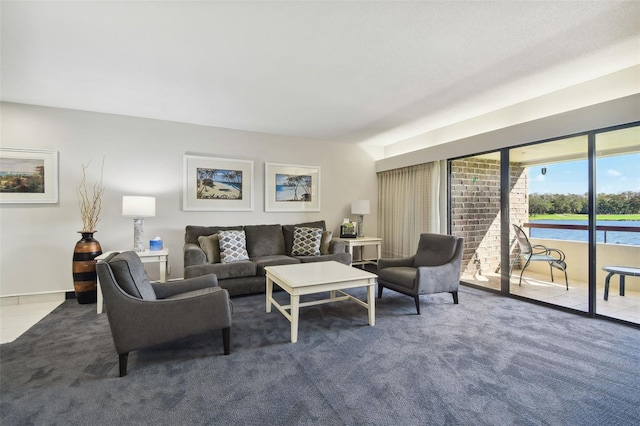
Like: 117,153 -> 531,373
184,242 -> 206,267
531,244 -> 565,262
416,262 -> 461,293
378,256 -> 415,271
151,273 -> 219,299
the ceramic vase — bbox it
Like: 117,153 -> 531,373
72,231 -> 102,304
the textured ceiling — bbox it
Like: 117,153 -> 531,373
2,1 -> 639,149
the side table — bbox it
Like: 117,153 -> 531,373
95,249 -> 169,314
334,237 -> 382,268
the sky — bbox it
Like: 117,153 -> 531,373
0,158 -> 43,173
528,153 -> 640,194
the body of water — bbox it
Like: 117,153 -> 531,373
529,220 -> 640,246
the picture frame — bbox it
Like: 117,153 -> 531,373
340,222 -> 358,238
183,154 -> 254,211
265,163 -> 320,212
0,148 -> 59,204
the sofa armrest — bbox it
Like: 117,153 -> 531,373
184,242 -> 206,267
378,256 -> 415,271
328,240 -> 346,253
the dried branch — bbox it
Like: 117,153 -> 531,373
78,159 -> 105,232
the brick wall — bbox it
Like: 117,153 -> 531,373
450,157 -> 527,278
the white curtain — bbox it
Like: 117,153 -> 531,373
377,161 -> 440,258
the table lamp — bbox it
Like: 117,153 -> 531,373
122,196 -> 156,252
351,200 -> 370,238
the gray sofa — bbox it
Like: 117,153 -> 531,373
184,221 -> 351,296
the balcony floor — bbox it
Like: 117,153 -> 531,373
462,270 -> 640,325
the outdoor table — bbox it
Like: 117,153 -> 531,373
602,266 -> 640,300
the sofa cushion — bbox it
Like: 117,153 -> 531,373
108,251 -> 157,300
191,261 -> 257,280
378,266 -> 417,289
320,230 -> 332,255
283,220 -> 326,255
251,255 -> 300,276
198,234 -> 221,263
292,227 -> 322,256
218,230 -> 250,263
295,253 -> 351,265
245,224 -> 286,257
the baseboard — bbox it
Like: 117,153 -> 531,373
0,292 -> 67,306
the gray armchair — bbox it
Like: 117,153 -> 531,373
377,233 -> 464,314
96,251 -> 232,377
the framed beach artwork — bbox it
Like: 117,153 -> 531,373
0,148 -> 59,204
183,154 -> 254,211
265,163 -> 320,212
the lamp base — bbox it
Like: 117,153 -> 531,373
357,214 -> 364,238
132,218 -> 145,252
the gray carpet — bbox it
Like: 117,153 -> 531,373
1,286 -> 639,425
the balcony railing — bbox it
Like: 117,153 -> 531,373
524,222 -> 640,244
521,222 -> 640,285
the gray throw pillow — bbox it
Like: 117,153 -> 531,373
198,234 -> 221,264
320,230 -> 332,255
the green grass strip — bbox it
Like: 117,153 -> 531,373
529,214 -> 640,221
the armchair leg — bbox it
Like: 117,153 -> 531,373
414,296 -> 421,315
222,327 -> 231,355
119,353 -> 128,377
451,291 -> 459,304
378,284 -> 383,299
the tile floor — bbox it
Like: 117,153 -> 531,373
0,293 -> 65,344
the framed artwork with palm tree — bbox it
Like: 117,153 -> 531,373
265,163 -> 320,212
183,154 -> 254,211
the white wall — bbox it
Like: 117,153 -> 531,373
376,65 -> 640,172
0,102 -> 378,297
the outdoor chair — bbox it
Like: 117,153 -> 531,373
510,224 -> 568,290
96,251 -> 232,377
377,233 -> 464,314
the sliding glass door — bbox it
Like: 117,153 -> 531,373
449,122 -> 639,325
508,136 -> 589,312
595,126 -> 640,324
449,153 -> 502,291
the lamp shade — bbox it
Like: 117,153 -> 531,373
351,200 -> 370,215
122,196 -> 156,218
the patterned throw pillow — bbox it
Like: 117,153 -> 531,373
292,227 -> 322,256
218,230 -> 249,263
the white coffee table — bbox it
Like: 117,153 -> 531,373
265,261 -> 377,343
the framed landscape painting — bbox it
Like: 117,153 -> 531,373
183,154 -> 254,211
0,148 -> 59,204
265,163 -> 320,212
